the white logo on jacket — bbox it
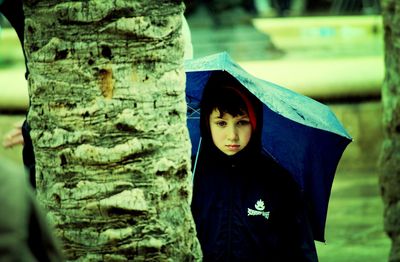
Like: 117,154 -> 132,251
248,199 -> 270,219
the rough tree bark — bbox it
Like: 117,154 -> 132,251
23,1 -> 201,261
380,0 -> 400,261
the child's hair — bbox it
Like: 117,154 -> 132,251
200,71 -> 261,138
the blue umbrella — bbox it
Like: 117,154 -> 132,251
185,52 -> 352,242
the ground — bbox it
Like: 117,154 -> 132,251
316,171 -> 390,261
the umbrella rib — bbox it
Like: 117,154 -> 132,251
187,104 -> 200,118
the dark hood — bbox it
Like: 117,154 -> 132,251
198,71 -> 264,161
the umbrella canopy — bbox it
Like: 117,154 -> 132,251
185,52 -> 352,242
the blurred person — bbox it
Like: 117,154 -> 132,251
290,0 -> 307,16
205,0 -> 252,27
183,0 -> 277,61
330,0 -> 380,15
0,0 -> 36,188
184,0 -> 254,27
0,158 -> 64,261
3,119 -> 25,148
271,0 -> 307,16
253,0 -> 307,17
254,0 -> 277,17
271,0 -> 292,16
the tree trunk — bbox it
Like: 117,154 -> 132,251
23,1 -> 201,261
380,0 -> 400,261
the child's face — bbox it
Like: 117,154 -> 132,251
209,109 -> 252,156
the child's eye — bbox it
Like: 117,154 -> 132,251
216,121 -> 227,127
237,120 -> 250,126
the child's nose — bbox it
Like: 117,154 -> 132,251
227,126 -> 239,141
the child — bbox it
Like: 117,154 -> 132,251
191,71 -> 318,261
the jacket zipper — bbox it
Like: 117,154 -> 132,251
226,164 -> 235,260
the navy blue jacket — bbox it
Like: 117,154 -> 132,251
191,143 -> 318,261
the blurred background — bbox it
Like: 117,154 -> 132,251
0,0 -> 388,261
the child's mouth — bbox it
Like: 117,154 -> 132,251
226,145 -> 240,150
